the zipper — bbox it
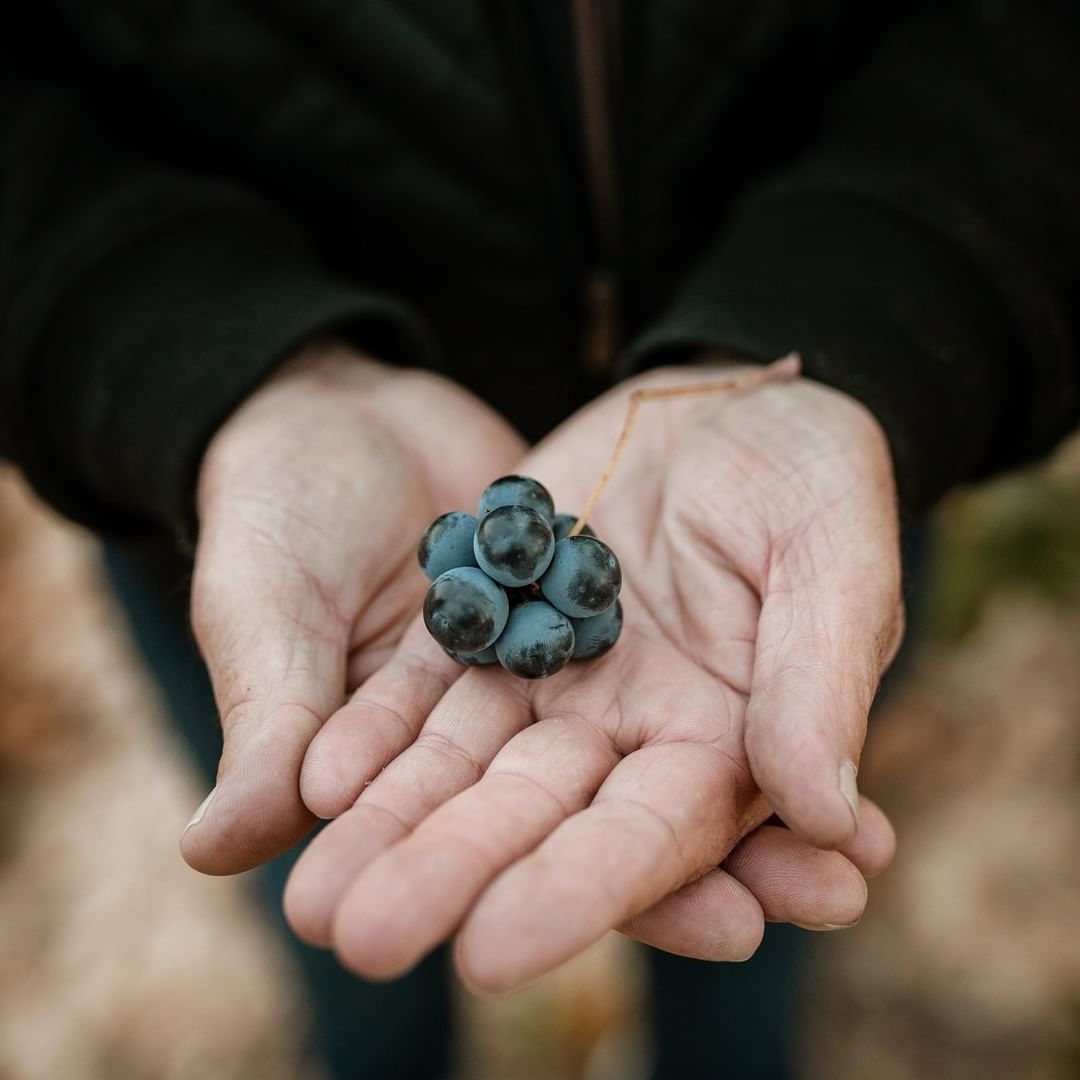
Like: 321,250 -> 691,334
570,0 -> 622,377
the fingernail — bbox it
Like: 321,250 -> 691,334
184,787 -> 216,834
794,920 -> 860,932
839,760 -> 860,830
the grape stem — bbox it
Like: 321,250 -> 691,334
568,352 -> 802,537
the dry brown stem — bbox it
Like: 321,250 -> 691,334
569,352 -> 802,536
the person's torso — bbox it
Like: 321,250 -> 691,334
41,0 -> 890,435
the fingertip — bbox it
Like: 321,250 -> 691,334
299,683 -> 435,819
299,739 -> 358,820
841,795 -> 897,879
724,826 -> 869,930
451,882 -> 547,995
745,727 -> 860,851
790,856 -> 867,930
618,872 -> 766,963
721,912 -> 767,964
452,937 -> 499,998
179,783 -> 238,876
328,842 -> 452,983
287,799 -> 417,950
300,699 -> 400,820
791,805 -> 860,853
179,771 -> 317,876
453,925 -> 531,996
182,787 -> 217,836
757,778 -> 859,853
331,897 -> 418,984
734,922 -> 767,963
282,854 -> 334,948
334,945 -> 416,984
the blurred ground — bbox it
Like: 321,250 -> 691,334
1,434 -> 1078,1080
803,436 -> 1080,1080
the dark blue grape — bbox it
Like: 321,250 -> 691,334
495,601 -> 575,679
417,511 -> 479,581
539,535 -> 621,619
478,475 -> 555,523
473,505 -> 555,588
443,644 -> 498,666
550,513 -> 596,543
571,600 -> 623,660
423,567 -> 509,653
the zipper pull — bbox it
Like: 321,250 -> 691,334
582,269 -> 619,377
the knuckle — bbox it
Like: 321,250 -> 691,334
414,730 -> 484,784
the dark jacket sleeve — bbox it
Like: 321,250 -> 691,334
621,0 -> 1080,518
0,44 -> 436,543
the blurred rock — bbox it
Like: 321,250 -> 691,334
0,469 -> 320,1080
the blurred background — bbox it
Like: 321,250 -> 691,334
1,434 -> 1079,1080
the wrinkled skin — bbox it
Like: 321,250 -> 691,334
271,357 -> 903,990
181,341 -> 526,873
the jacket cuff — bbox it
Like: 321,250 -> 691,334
26,212 -> 437,542
619,195 -> 1025,519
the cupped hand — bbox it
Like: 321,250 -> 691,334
180,339 -> 526,874
288,361 -> 904,989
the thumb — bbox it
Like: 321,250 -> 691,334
180,530 -> 347,875
743,513 -> 904,851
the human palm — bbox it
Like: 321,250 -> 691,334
289,362 -> 903,989
180,340 -> 526,874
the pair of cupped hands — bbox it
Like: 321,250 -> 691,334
182,337 -> 904,992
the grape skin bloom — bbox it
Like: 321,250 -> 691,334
423,567 -> 509,653
478,475 -> 555,523
473,505 -> 555,587
417,511 -> 479,581
571,600 -> 623,660
443,644 -> 498,666
539,535 -> 621,619
495,601 -> 575,679
417,475 -> 625,673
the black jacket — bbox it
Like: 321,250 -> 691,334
3,1 -> 1079,540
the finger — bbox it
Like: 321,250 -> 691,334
285,802 -> 411,949
329,715 -> 621,980
285,667 -> 536,947
837,794 -> 897,879
744,514 -> 903,851
724,826 -> 867,928
455,741 -> 753,993
618,793 -> 894,957
618,871 -> 765,962
299,619 -> 459,819
181,538 -> 349,875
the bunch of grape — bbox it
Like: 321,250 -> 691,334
418,476 -> 623,678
